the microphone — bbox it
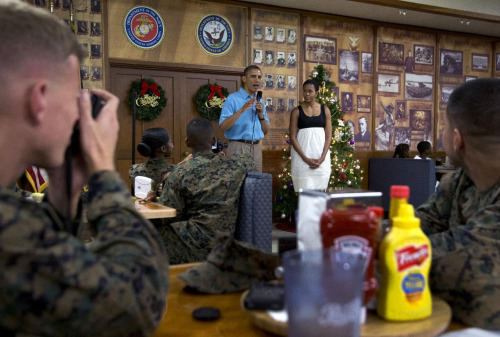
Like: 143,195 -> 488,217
256,91 -> 262,102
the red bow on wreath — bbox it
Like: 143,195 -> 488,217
140,80 -> 161,97
208,84 -> 225,101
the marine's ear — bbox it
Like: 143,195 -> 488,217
28,81 -> 48,124
453,128 -> 464,152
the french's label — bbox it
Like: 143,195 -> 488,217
402,273 -> 425,302
395,244 -> 429,272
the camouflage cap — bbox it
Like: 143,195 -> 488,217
178,232 -> 280,294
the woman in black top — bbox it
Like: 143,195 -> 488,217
289,79 -> 332,191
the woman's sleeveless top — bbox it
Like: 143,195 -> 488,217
297,105 -> 326,129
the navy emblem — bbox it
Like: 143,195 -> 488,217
197,15 -> 233,56
124,6 -> 164,50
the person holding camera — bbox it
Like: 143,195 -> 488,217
219,65 -> 269,172
155,118 -> 255,264
0,3 -> 169,336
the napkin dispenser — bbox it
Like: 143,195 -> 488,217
134,176 -> 152,198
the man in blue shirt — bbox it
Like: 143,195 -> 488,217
219,65 -> 270,171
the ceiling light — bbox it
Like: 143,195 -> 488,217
399,9 -> 407,16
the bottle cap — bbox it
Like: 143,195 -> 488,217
367,206 -> 384,219
390,185 -> 410,199
393,204 -> 420,228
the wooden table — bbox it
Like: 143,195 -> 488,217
152,264 -> 461,337
134,199 -> 176,219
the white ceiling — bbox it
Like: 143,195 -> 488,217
237,0 -> 500,38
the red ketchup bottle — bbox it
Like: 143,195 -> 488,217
320,206 -> 379,308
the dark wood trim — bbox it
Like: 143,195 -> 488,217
108,58 -> 244,76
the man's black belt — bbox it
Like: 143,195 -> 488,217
230,139 -> 260,144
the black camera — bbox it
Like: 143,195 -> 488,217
68,93 -> 104,154
212,138 -> 228,154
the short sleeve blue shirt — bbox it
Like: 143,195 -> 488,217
219,87 -> 269,141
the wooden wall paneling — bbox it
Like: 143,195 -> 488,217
184,73 -> 241,152
435,34 -> 496,151
110,67 -> 178,186
375,27 -> 437,154
108,0 -> 247,69
301,16 -> 375,153
110,66 -> 241,186
249,8 -> 301,151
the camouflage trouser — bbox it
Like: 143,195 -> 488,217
153,219 -> 215,265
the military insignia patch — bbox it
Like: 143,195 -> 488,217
197,14 -> 233,56
124,6 -> 164,50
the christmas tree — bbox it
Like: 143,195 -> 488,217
273,64 -> 364,221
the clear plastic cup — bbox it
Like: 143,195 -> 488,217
283,249 -> 365,337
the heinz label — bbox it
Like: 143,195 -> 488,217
395,244 -> 429,272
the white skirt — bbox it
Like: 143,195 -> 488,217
291,127 -> 331,192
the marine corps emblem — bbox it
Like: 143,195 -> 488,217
124,6 -> 164,50
197,14 -> 233,56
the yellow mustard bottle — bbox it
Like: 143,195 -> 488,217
388,185 -> 410,220
377,203 -> 432,321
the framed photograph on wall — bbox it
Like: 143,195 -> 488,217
288,29 -> 297,44
357,95 -> 371,113
394,127 -> 410,145
331,87 -> 339,101
441,85 -> 457,103
405,73 -> 433,100
410,109 -> 432,131
341,92 -> 354,112
378,41 -> 404,65
377,73 -> 400,93
496,53 -> 500,71
414,45 -> 434,65
265,26 -> 274,42
440,49 -> 463,76
339,50 -> 359,83
361,52 -> 372,73
304,35 -> 337,64
395,100 -> 406,120
253,25 -> 263,40
472,53 -> 489,72
276,28 -> 286,43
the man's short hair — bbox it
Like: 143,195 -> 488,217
187,118 -> 213,147
359,116 -> 367,123
0,1 -> 84,80
417,141 -> 431,154
243,65 -> 261,77
447,78 -> 500,137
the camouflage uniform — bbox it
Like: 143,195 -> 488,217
0,171 -> 169,336
129,157 -> 175,189
156,151 -> 256,264
416,168 -> 500,329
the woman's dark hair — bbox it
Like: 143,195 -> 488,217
393,143 -> 410,158
137,128 -> 170,157
303,79 -> 319,91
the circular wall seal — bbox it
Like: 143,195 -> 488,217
197,15 -> 233,56
124,6 -> 164,50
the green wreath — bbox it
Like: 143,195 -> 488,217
128,78 -> 167,121
195,83 -> 229,120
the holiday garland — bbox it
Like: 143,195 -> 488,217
128,78 -> 167,121
195,83 -> 229,120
